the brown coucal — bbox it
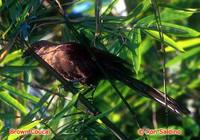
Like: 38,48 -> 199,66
24,40 -> 190,115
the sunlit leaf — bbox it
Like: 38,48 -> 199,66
137,7 -> 195,25
144,30 -> 184,52
0,50 -> 22,65
103,0 -> 119,15
137,23 -> 200,37
188,78 -> 200,89
126,0 -> 151,23
161,23 -> 200,37
0,91 -> 28,115
0,0 -> 2,7
160,8 -> 195,21
0,82 -> 40,103
166,46 -> 200,67
130,29 -> 142,75
166,38 -> 200,52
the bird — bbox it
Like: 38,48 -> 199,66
24,40 -> 190,115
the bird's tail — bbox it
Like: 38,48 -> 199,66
114,74 -> 190,115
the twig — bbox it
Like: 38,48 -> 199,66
95,0 -> 101,36
151,0 -> 168,140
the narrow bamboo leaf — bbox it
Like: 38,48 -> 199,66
42,94 -> 78,140
86,104 -> 120,125
19,4 -> 30,23
102,0 -> 119,15
20,93 -> 50,125
0,120 -> 3,132
137,7 -> 195,25
136,15 -> 155,25
126,0 -> 151,23
160,8 -> 195,21
94,81 -> 110,97
48,93 -> 79,127
0,50 -> 22,65
144,30 -> 184,52
2,23 -> 13,39
0,91 -> 28,115
130,29 -> 142,75
8,120 -> 41,140
0,0 -> 2,7
166,38 -> 200,52
188,78 -> 200,89
166,47 -> 200,67
140,37 -> 154,55
0,82 -> 40,103
160,23 -> 200,37
0,66 -> 36,73
182,117 -> 200,137
137,23 -> 200,37
0,113 -> 20,120
133,98 -> 148,107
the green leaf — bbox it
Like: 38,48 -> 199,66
166,46 -> 200,67
130,29 -> 142,75
126,0 -> 151,23
86,104 -> 120,125
137,7 -> 195,25
0,50 -> 22,65
18,4 -> 30,23
137,22 -> 200,37
8,1 -> 22,22
0,82 -> 40,103
140,37 -> 154,55
20,93 -> 50,125
0,66 -> 36,73
160,8 -> 195,21
161,23 -> 200,37
8,120 -> 41,140
166,38 -> 200,52
48,93 -> 79,127
0,113 -> 20,120
144,30 -> 184,52
182,117 -> 200,137
0,0 -> 2,7
103,0 -> 119,15
188,78 -> 200,89
0,120 -> 3,132
0,91 -> 28,115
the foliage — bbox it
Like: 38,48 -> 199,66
0,0 -> 200,139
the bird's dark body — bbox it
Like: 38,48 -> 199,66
30,41 -> 131,85
26,40 -> 190,115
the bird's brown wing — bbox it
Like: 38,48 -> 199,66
55,43 -> 101,85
